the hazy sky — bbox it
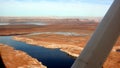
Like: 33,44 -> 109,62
0,0 -> 114,17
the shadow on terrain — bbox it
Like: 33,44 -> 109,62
0,56 -> 5,68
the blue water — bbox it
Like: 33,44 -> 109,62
28,32 -> 88,36
0,22 -> 47,25
0,36 -> 75,68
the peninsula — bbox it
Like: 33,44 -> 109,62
0,44 -> 47,68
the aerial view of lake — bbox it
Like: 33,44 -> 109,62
0,36 -> 75,68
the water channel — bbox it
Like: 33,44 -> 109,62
0,36 -> 75,68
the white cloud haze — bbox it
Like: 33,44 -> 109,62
0,0 -> 113,17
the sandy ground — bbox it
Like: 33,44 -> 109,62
0,18 -> 120,68
0,44 -> 47,68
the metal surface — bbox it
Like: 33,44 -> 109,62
71,0 -> 120,68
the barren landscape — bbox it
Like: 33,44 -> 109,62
0,44 -> 46,68
0,17 -> 120,68
13,32 -> 120,68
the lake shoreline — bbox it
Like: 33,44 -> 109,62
13,34 -> 120,68
0,44 -> 47,68
13,36 -> 83,58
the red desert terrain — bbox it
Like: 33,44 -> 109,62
0,17 -> 119,68
0,44 -> 46,68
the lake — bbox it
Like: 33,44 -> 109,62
0,36 -> 75,68
0,22 -> 47,25
28,32 -> 88,36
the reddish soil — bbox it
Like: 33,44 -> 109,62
15,33 -> 120,68
0,44 -> 46,68
0,18 -> 98,36
0,18 -> 119,68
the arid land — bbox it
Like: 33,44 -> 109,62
0,17 -> 120,68
0,17 -> 98,35
0,44 -> 47,68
